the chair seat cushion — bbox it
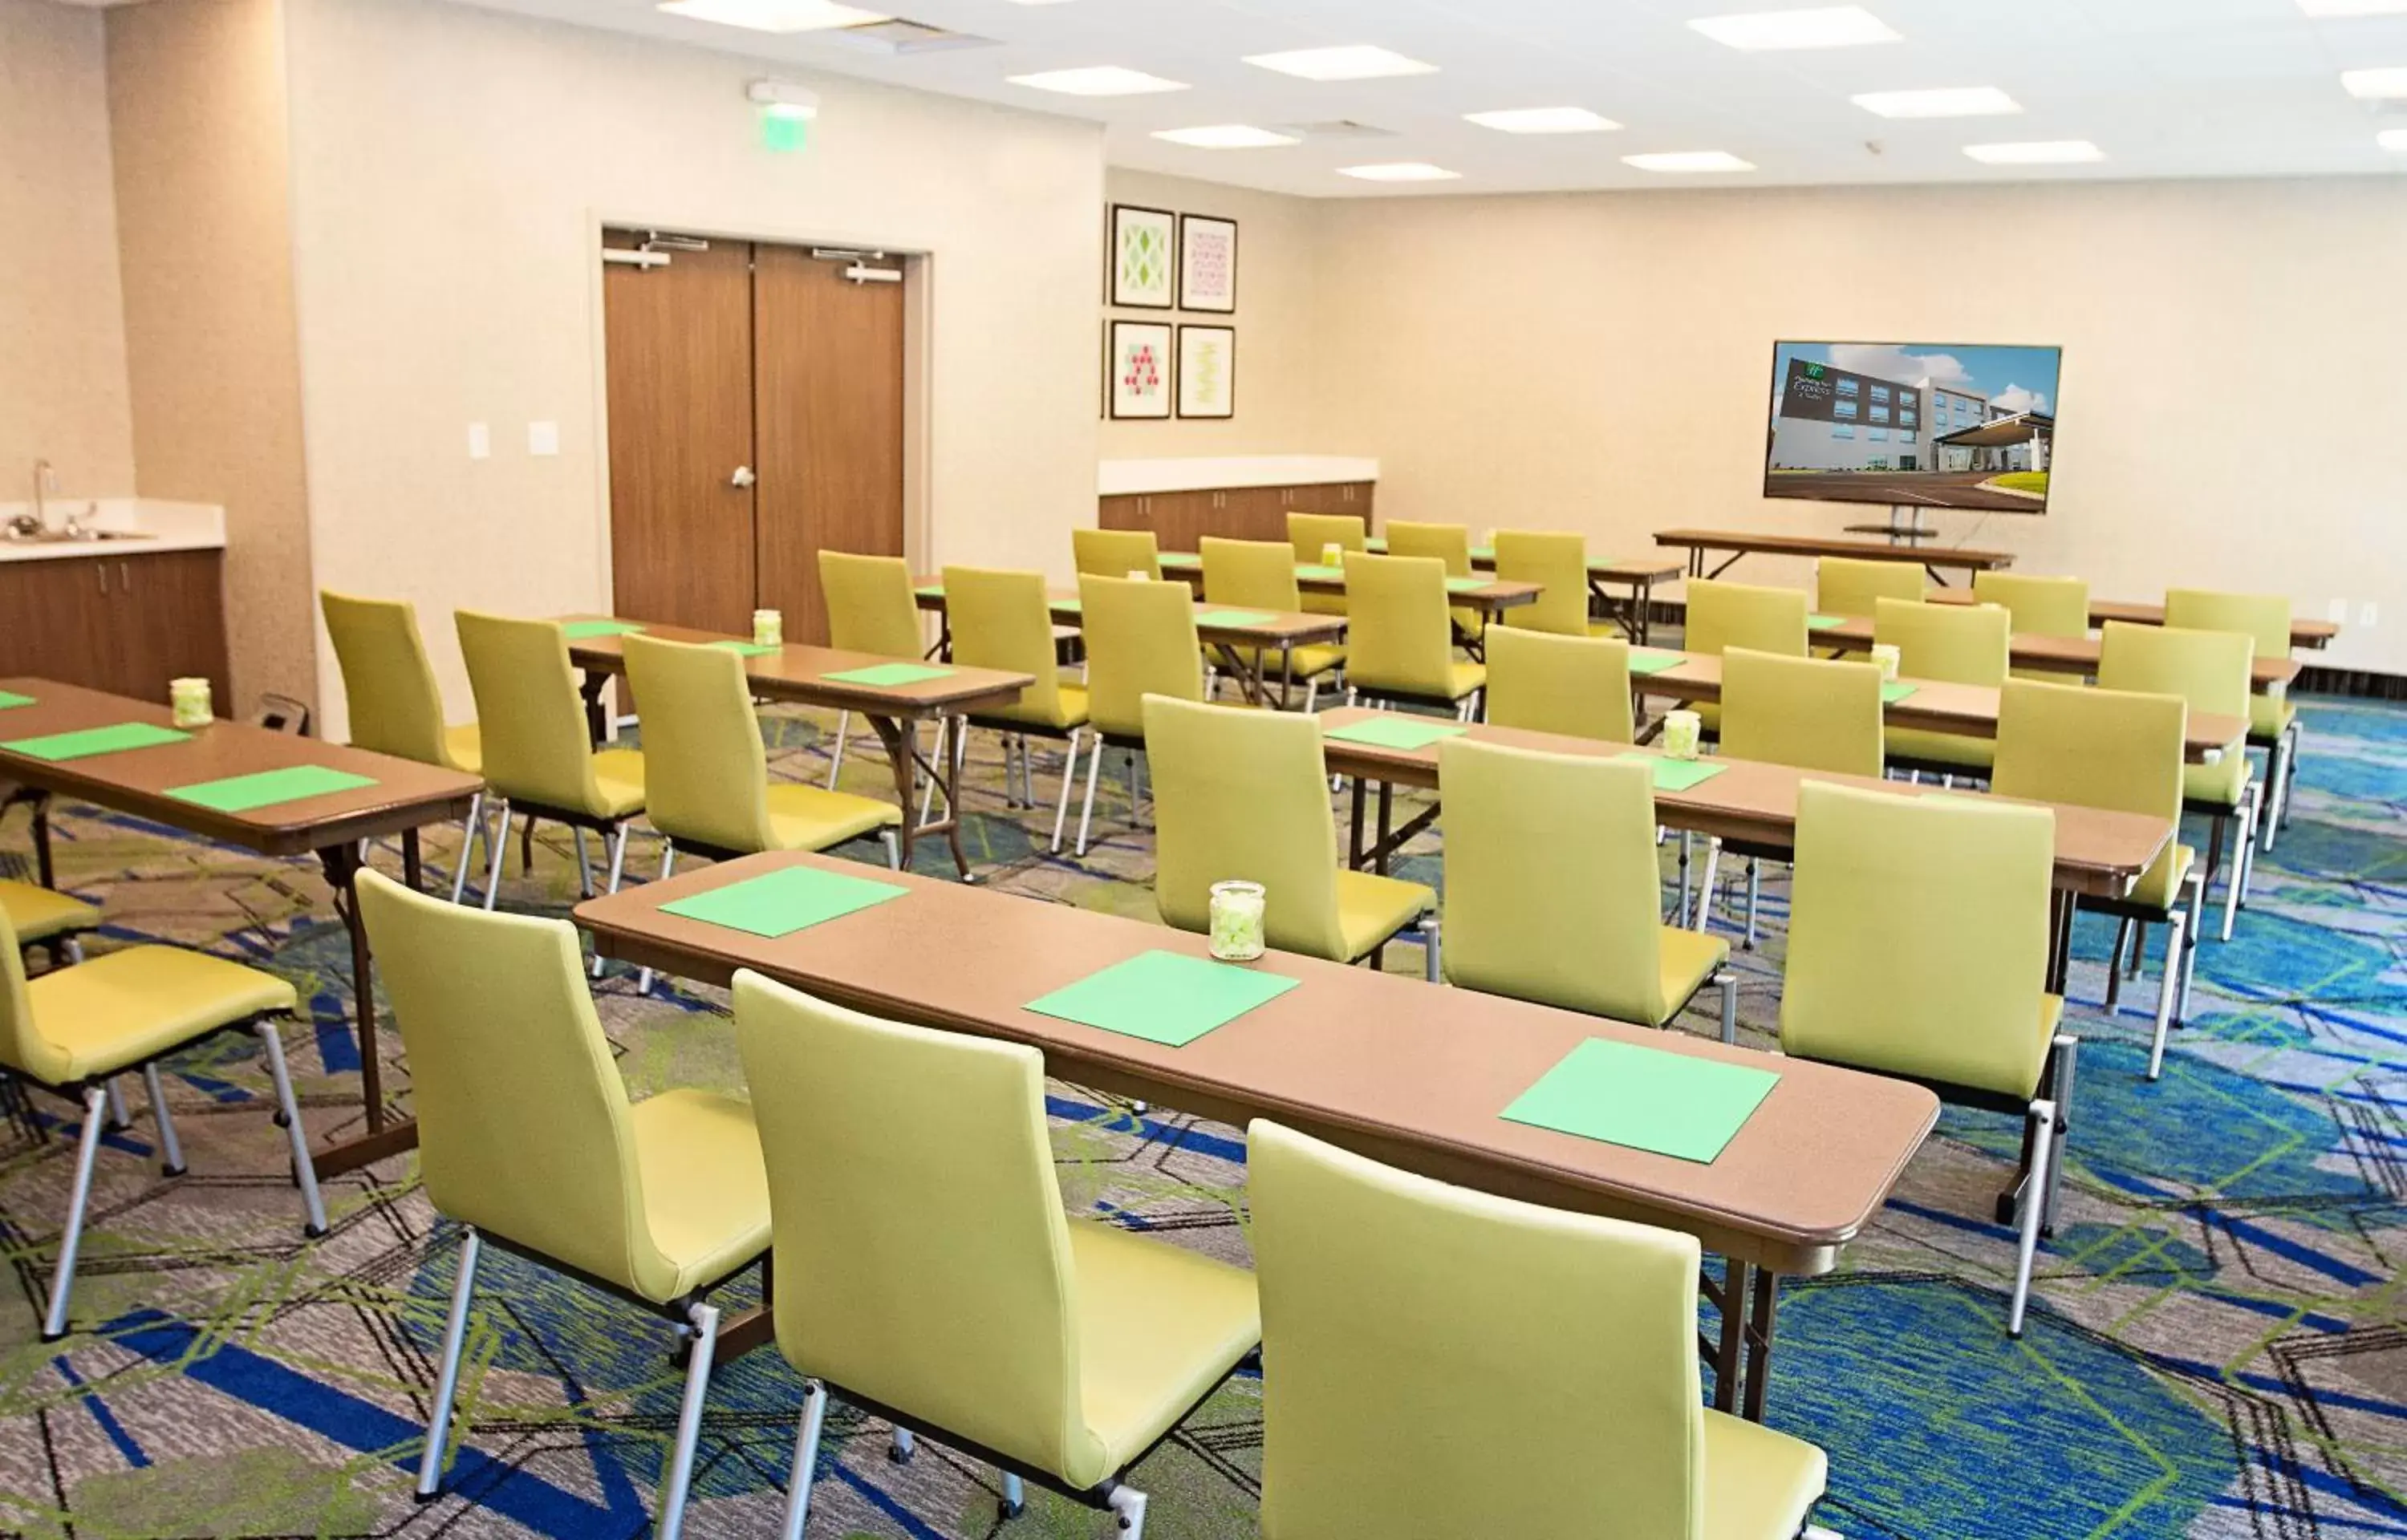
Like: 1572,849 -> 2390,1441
626,1088 -> 773,1303
1656,925 -> 1731,1027
765,782 -> 903,853
591,748 -> 647,820
979,681 -> 1091,734
1885,725 -> 1997,772
1289,644 -> 1346,681
1067,1219 -> 1260,1490
2182,748 -> 2251,810
1702,1408 -> 1829,1540
444,723 -> 483,776
2,881 -> 101,946
2248,694 -> 2296,743
22,946 -> 297,1084
2130,842 -> 2197,914
1334,871 -> 1436,963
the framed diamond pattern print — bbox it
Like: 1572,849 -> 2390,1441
1110,205 -> 1176,310
1178,214 -> 1238,313
1109,320 -> 1175,419
1176,325 -> 1236,419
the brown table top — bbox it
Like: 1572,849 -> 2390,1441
1810,614 -> 2303,691
558,618 -> 1033,718
911,582 -> 1347,648
575,849 -> 1940,1275
1359,541 -> 1687,585
1632,650 -> 2243,763
1153,553 -> 1544,615
0,679 -> 481,857
1316,707 -> 2172,899
1926,589 -> 2340,649
1654,527 -> 2017,572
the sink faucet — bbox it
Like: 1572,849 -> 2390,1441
33,460 -> 55,534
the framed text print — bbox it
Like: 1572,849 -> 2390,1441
1178,214 -> 1238,313
1109,321 -> 1175,419
1110,205 -> 1176,310
1177,326 -> 1236,419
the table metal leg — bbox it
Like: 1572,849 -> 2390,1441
1348,778 -> 1368,869
1374,781 -> 1394,877
30,792 -> 55,889
871,713 -> 972,881
1712,1258 -> 1752,1415
314,842 -> 422,1177
401,829 -> 424,894
1743,1267 -> 1779,1422
578,670 -> 610,746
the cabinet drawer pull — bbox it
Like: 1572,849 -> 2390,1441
97,564 -> 109,595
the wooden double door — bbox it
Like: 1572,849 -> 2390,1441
603,232 -> 904,645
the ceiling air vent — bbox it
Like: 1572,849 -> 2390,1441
1273,120 -> 1401,140
826,18 -> 1001,55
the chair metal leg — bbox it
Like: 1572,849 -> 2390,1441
891,1427 -> 916,1462
1075,732 -> 1106,856
636,841 -> 676,996
40,1085 -> 109,1341
258,1021 -> 328,1236
449,792 -> 485,905
2043,1035 -> 2076,1234
2261,734 -> 2287,853
590,824 -> 628,980
1421,914 -> 1443,984
1676,832 -> 1693,927
142,1063 -> 186,1176
777,1378 -> 829,1540
882,829 -> 903,870
1053,728 -> 1086,853
919,720 -> 947,827
1694,840 -> 1722,933
1109,1484 -> 1149,1538
2007,1096 -> 2057,1339
1303,677 -> 1320,713
2280,719 -> 2302,831
572,826 -> 596,900
2178,869 -> 2205,1023
104,1076 -> 132,1132
2104,917 -> 2131,1014
65,938 -> 84,964
826,711 -> 851,790
1718,972 -> 1738,1045
416,1227 -> 482,1499
480,801 -> 513,911
654,1299 -> 720,1540
1742,859 -> 1760,950
1001,1473 -> 1025,1520
2236,784 -> 2262,910
2218,793 -> 2253,942
2148,910 -> 2186,1081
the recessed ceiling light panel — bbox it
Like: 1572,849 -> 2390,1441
1337,161 -> 1462,181
1463,107 -> 1622,134
2299,0 -> 2407,16
2342,67 -> 2407,98
1963,139 -> 2105,164
1246,46 -> 1439,81
1152,124 -> 1303,148
1690,6 -> 1901,51
657,0 -> 889,32
2381,127 -> 2407,149
1852,87 -> 2021,119
1623,150 -> 1757,173
1006,66 -> 1189,95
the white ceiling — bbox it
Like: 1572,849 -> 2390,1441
451,0 -> 2407,196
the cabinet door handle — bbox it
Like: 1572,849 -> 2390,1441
120,561 -> 132,591
97,563 -> 109,595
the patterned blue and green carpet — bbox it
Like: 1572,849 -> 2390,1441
2,697 -> 2404,1538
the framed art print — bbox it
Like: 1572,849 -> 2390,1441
1110,205 -> 1176,310
1177,325 -> 1236,419
1109,320 -> 1175,419
1178,214 -> 1238,313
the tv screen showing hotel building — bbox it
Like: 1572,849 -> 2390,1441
1764,342 -> 2062,513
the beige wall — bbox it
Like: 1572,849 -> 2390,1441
1315,178 -> 2407,672
1100,169 -> 1326,460
1,0 -> 135,498
108,0 -> 319,710
282,0 -> 1104,736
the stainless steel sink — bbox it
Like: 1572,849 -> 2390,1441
2,529 -> 156,545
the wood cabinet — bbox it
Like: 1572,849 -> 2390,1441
1100,481 -> 1376,551
0,550 -> 230,702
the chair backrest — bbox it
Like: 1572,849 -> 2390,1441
1199,536 -> 1304,612
1994,680 -> 2186,906
1385,521 -> 1472,576
1439,742 -> 1668,1021
1719,647 -> 1883,776
1780,780 -> 2056,1100
456,610 -> 608,815
943,566 -> 1067,723
2097,622 -> 2252,720
1143,695 -> 1346,961
320,591 -> 462,768
733,971 -> 1102,1486
355,869 -> 664,1297
2163,588 -> 2292,660
1683,579 -> 1807,659
1492,529 -> 1590,635
1873,597 -> 2008,687
1072,527 -> 1162,582
1344,553 -> 1458,700
1079,573 -> 1204,739
0,902 -> 70,1084
620,633 -> 771,853
819,551 -> 924,659
1250,1119 -> 1706,1540
1286,512 -> 1366,565
1483,627 -> 1633,744
1816,556 -> 1924,615
1972,571 -> 2090,638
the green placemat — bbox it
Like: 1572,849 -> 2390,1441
710,640 -> 781,657
1881,682 -> 1918,703
0,691 -> 33,710
167,765 -> 380,813
823,662 -> 955,688
1297,564 -> 1346,582
1025,950 -> 1298,1048
1628,649 -> 1687,676
1630,755 -> 1731,792
1157,553 -> 1202,569
1195,609 -> 1278,627
1468,545 -> 1496,561
1502,1038 -> 1780,1163
1806,614 -> 1847,631
562,619 -> 645,639
1445,577 -> 1489,594
660,864 -> 908,939
1051,598 -> 1085,614
915,584 -> 945,598
1325,716 -> 1470,752
2,722 -> 191,762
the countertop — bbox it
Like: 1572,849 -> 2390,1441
1098,456 -> 1379,496
0,500 -> 227,563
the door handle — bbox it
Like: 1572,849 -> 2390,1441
731,466 -> 757,488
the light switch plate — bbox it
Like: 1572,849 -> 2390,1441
528,421 -> 560,457
2360,601 -> 2378,629
2328,598 -> 2349,625
467,423 -> 491,460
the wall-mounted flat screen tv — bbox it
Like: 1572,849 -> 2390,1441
1764,341 -> 2062,514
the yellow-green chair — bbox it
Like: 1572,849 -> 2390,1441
1995,680 -> 2204,1079
1973,571 -> 2090,639
1816,556 -> 1924,617
1385,520 -> 1481,642
455,612 -> 647,946
1703,648 -> 1884,945
2,881 -> 99,964
1248,1119 -> 1827,1540
940,566 -> 1091,849
1143,695 -> 1439,978
1781,779 -> 2074,1337
1072,527 -> 1163,581
1494,529 -> 1603,638
1440,741 -> 1734,1040
2163,587 -> 2300,853
1287,511 -> 1365,618
1074,574 -> 1210,857
1342,553 -> 1487,718
2100,622 -> 2259,941
818,551 -> 927,792
1482,627 -> 1634,744
356,870 -> 768,1540
1680,578 -> 1808,739
1873,597 -> 2007,777
2,897 -> 324,1340
733,971 -> 1260,1540
1199,537 -> 1345,708
321,591 -> 491,902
